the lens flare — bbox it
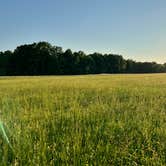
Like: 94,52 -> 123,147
0,121 -> 12,149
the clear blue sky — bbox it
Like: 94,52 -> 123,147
0,0 -> 166,63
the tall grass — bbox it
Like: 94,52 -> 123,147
0,74 -> 166,165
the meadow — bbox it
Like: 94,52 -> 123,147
0,74 -> 166,165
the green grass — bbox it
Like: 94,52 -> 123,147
0,74 -> 166,165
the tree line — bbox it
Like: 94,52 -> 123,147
0,41 -> 165,75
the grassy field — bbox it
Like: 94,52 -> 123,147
0,74 -> 166,165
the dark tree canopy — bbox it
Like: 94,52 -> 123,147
0,41 -> 165,76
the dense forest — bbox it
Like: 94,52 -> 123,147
0,41 -> 166,75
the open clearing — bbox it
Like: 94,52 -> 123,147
0,74 -> 166,165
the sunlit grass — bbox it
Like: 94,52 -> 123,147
0,74 -> 166,165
